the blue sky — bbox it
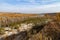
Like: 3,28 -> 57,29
0,0 -> 60,13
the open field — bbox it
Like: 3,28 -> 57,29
0,12 -> 60,40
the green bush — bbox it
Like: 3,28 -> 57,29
0,27 -> 5,35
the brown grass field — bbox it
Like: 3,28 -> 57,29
0,12 -> 60,40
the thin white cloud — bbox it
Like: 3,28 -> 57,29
16,2 -> 60,13
16,0 -> 56,2
0,2 -> 60,13
16,0 -> 57,4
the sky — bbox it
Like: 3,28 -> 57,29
0,0 -> 60,13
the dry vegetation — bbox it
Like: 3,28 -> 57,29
0,12 -> 60,40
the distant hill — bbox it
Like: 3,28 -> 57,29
0,12 -> 39,17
